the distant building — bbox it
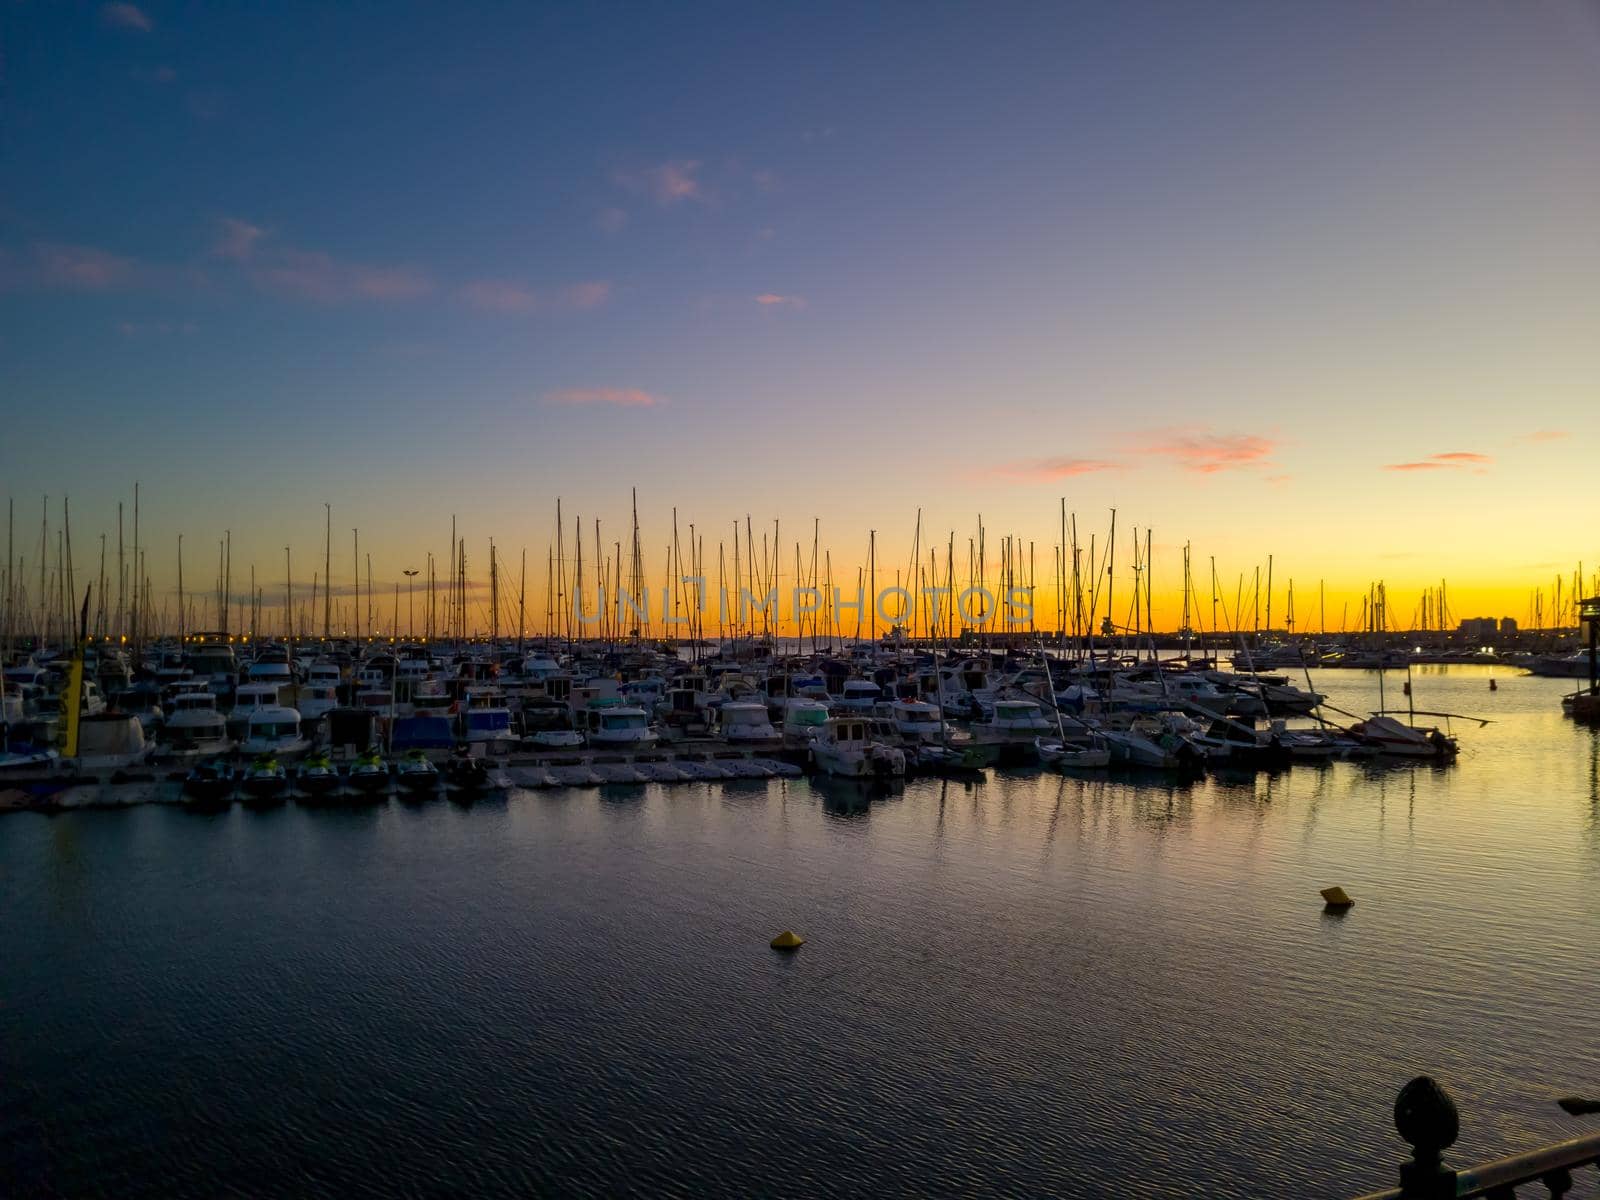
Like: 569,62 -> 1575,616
1499,617 -> 1518,634
1458,617 -> 1499,639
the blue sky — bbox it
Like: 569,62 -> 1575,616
3,1 -> 1598,626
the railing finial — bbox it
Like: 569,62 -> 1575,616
1394,1075 -> 1460,1198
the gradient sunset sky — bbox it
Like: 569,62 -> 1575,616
2,1 -> 1597,633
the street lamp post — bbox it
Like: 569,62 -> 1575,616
403,569 -> 419,639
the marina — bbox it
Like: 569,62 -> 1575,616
4,666 -> 1597,1198
2,628 -> 1536,813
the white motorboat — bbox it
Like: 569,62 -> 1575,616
811,717 -> 906,779
228,681 -> 285,739
583,702 -> 659,747
972,699 -> 1055,744
889,699 -> 950,745
718,701 -> 778,743
162,691 -> 233,759
833,679 -> 882,713
240,706 -> 312,760
291,683 -> 340,725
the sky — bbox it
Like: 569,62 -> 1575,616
2,1 -> 1598,635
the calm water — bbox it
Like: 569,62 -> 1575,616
4,667 -> 1598,1198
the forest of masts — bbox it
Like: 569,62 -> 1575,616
2,490 -> 1595,655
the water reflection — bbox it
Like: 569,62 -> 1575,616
4,668 -> 1600,1200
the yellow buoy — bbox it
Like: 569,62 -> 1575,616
770,930 -> 805,951
1320,886 -> 1355,909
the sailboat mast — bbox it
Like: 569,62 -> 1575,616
868,529 -> 876,646
131,483 -> 139,651
322,505 -> 331,639
353,527 -> 361,641
1266,554 -> 1273,635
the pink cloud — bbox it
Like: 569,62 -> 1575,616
252,249 -> 431,303
204,218 -> 430,302
1384,451 -> 1492,471
1130,429 -> 1278,473
754,293 -> 806,309
101,3 -> 152,31
544,387 -> 664,408
0,242 -> 211,295
1522,429 -> 1569,443
32,242 -> 141,290
595,207 -> 628,234
564,280 -> 611,309
457,279 -> 611,314
1384,452 -> 1492,472
458,280 -> 539,313
212,217 -> 266,261
992,458 -> 1123,482
614,160 -> 707,205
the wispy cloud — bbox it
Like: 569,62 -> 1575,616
1521,429 -> 1569,443
457,279 -> 611,314
1383,451 -> 1493,472
594,207 -> 628,234
0,242 -> 144,291
564,281 -> 611,309
613,160 -> 707,206
544,387 -> 664,409
252,250 -> 431,303
132,64 -> 176,84
212,217 -> 266,261
212,216 -> 431,303
1129,429 -> 1277,473
754,293 -> 806,309
101,3 -> 152,32
458,281 -> 540,313
992,457 -> 1123,482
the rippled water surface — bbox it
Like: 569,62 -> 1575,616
5,667 -> 1600,1198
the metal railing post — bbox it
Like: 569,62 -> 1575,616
1395,1076 -> 1460,1199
